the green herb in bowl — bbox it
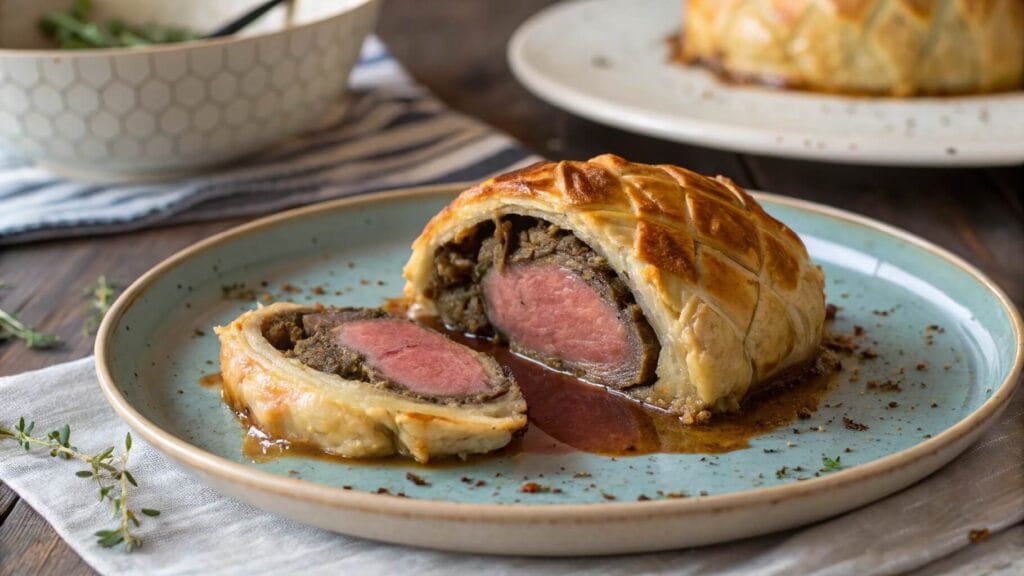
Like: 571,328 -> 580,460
40,0 -> 201,49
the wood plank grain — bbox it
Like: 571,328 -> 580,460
0,500 -> 94,576
0,219 -> 244,376
377,0 -> 752,182
986,167 -> 1024,221
0,484 -> 16,524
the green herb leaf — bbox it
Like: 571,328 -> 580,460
141,509 -> 160,517
820,455 -> 843,472
83,276 -> 119,336
71,0 -> 91,21
0,309 -> 61,349
97,531 -> 125,548
95,446 -> 114,463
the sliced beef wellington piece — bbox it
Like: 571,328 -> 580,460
215,303 -> 526,462
404,155 -> 826,423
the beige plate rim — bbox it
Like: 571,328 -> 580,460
95,182 -> 1023,524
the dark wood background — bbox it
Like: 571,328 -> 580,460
1,1 -> 1021,573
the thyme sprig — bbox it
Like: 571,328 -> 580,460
84,275 -> 118,336
0,418 -> 159,552
0,309 -> 61,349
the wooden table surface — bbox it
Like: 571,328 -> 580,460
1,1 -> 1021,573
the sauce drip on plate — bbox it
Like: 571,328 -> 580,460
198,372 -> 223,388
444,326 -> 838,456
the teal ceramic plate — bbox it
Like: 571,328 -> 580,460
96,184 -> 1022,556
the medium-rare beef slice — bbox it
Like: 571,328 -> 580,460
429,217 -> 660,388
267,306 -> 510,404
333,318 -> 506,401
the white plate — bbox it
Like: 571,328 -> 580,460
508,0 -> 1024,166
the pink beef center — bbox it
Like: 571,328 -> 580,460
482,263 -> 630,368
332,320 -> 491,397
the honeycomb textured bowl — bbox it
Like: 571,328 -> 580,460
0,0 -> 378,179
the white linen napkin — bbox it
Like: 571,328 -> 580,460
1,358 -> 1020,575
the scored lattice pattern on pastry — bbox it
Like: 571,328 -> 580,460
408,155 -> 825,420
681,0 -> 1024,96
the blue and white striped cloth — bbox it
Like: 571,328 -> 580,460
0,37 -> 539,245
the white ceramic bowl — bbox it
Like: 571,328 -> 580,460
0,0 -> 378,179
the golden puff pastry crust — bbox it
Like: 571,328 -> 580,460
681,0 -> 1024,96
215,302 -> 527,463
403,155 -> 826,422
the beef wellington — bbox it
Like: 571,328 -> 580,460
403,155 -> 826,423
679,0 -> 1024,96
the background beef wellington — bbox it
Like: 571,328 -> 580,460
680,0 -> 1024,96
403,155 -> 826,423
216,303 -> 527,462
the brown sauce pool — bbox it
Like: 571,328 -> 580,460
446,328 -> 838,456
